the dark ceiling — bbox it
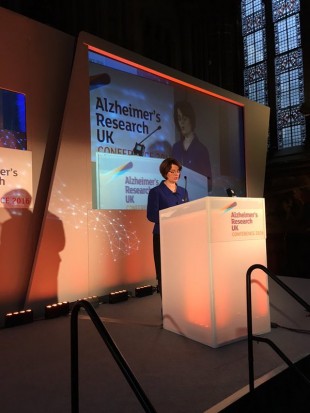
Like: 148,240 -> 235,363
0,0 -> 243,93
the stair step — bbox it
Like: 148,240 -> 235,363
220,355 -> 310,413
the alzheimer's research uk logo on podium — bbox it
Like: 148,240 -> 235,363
211,199 -> 266,242
0,147 -> 33,209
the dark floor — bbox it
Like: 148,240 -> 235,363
0,277 -> 309,413
220,355 -> 310,413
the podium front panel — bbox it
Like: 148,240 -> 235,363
210,239 -> 270,345
160,196 -> 270,348
160,203 -> 215,345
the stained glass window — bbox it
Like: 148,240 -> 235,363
273,0 -> 305,148
242,0 -> 305,149
272,0 -> 300,21
241,0 -> 268,106
274,15 -> 301,55
244,62 -> 268,104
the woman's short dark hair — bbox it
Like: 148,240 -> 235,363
173,101 -> 196,132
159,157 -> 182,179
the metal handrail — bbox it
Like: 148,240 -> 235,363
246,263 -> 310,393
70,299 -> 157,413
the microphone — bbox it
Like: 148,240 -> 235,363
226,188 -> 236,197
184,176 -> 188,202
132,125 -> 162,156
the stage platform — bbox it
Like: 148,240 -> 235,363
0,276 -> 309,413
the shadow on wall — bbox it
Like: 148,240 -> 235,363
0,189 -> 34,323
0,189 -> 66,326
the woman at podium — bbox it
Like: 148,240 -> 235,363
147,157 -> 188,295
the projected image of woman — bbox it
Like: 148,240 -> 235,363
147,157 -> 188,296
172,101 -> 212,191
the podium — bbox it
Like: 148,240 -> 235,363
159,196 -> 270,348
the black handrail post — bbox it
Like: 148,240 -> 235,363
71,303 -> 80,413
246,265 -> 255,393
246,263 -> 310,395
70,299 -> 157,413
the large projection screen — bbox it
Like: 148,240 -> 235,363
89,48 -> 246,208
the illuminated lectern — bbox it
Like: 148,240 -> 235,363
159,196 -> 270,348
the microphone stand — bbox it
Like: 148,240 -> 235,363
132,125 -> 161,156
184,176 -> 188,202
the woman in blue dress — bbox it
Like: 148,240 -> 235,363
147,157 -> 188,295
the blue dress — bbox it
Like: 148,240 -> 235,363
147,180 -> 188,234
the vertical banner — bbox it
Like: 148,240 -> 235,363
0,147 -> 33,324
0,147 -> 32,208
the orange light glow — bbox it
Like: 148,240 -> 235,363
87,45 -> 244,108
251,272 -> 270,317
